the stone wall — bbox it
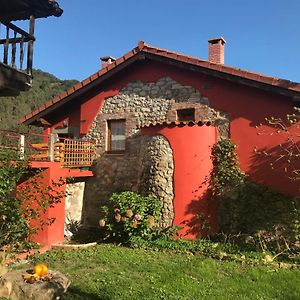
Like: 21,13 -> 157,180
137,135 -> 174,228
82,134 -> 174,227
83,77 -> 229,228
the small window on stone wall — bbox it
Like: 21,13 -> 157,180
177,108 -> 195,122
107,119 -> 126,152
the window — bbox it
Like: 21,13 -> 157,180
177,108 -> 195,122
107,119 -> 126,152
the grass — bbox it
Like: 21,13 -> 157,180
27,244 -> 300,300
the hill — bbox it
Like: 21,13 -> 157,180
0,69 -> 78,132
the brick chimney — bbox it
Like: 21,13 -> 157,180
208,37 -> 226,64
100,56 -> 116,68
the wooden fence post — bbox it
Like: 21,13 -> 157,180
19,134 -> 25,160
48,133 -> 56,162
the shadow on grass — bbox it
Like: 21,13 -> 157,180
62,286 -> 111,300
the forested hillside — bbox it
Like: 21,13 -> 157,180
0,69 -> 78,132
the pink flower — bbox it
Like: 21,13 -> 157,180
134,214 -> 142,221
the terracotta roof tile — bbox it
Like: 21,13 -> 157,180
21,41 -> 300,124
141,120 -> 212,128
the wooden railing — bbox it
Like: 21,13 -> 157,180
62,139 -> 96,168
31,137 -> 96,168
0,16 -> 35,76
0,131 -> 96,168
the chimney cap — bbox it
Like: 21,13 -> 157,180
208,37 -> 226,45
100,56 -> 116,62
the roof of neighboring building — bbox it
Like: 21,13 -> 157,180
0,0 -> 63,21
21,41 -> 300,125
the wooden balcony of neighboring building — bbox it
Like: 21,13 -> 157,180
0,130 -> 96,171
0,0 -> 63,97
0,21 -> 34,96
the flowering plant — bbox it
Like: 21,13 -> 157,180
134,214 -> 142,221
99,192 -> 161,243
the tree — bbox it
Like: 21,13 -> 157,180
256,107 -> 300,186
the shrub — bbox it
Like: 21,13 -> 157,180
99,192 -> 161,243
0,150 -> 65,258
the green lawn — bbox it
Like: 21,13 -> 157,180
32,244 -> 299,300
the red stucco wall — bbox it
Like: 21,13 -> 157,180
68,60 -> 294,196
142,125 -> 218,238
25,163 -> 66,247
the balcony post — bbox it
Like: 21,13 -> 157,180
26,15 -> 35,76
48,133 -> 56,162
19,134 -> 25,160
3,25 -> 9,64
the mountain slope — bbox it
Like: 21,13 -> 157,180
0,69 -> 78,132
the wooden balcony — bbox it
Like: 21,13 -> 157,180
0,0 -> 63,97
0,20 -> 34,96
0,131 -> 97,169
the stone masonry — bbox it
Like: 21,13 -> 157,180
82,134 -> 174,227
137,135 -> 174,228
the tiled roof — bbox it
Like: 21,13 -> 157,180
21,41 -> 300,124
141,120 -> 212,128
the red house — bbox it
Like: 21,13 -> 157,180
21,38 -> 300,245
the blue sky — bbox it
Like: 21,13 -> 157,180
30,0 -> 300,82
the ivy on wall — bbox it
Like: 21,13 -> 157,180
210,139 -> 300,249
210,139 -> 245,197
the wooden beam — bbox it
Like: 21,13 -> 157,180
11,31 -> 17,68
38,118 -> 52,126
26,15 -> 35,76
3,25 -> 9,64
1,22 -> 35,41
0,37 -> 31,45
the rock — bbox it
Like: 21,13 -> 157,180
0,269 -> 70,300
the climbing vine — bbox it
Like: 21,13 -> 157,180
210,138 -> 245,196
210,139 -> 299,252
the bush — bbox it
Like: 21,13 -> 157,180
0,150 -> 65,258
99,192 -> 161,243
